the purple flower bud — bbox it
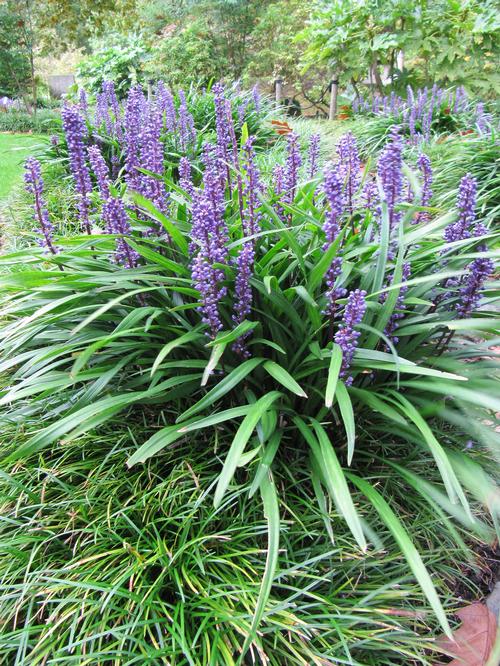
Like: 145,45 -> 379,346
212,82 -> 231,185
178,156 -> 194,197
61,105 -> 93,234
138,106 -> 169,218
156,81 -> 176,132
190,142 -> 230,337
307,133 -> 321,179
78,88 -> 88,116
252,85 -> 261,113
88,145 -> 110,200
178,89 -> 196,151
102,80 -> 123,141
95,92 -> 112,134
378,126 -> 403,232
334,289 -> 367,384
337,132 -> 361,215
283,132 -> 302,204
444,174 -> 476,244
124,85 -> 146,192
237,99 -> 250,126
413,153 -> 433,224
232,240 -> 254,356
24,157 -> 57,254
362,178 -> 380,217
102,197 -> 139,269
456,254 -> 493,319
322,168 -> 345,319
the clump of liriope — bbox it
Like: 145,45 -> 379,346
0,82 -> 498,655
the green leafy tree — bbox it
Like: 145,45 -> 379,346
0,1 -> 37,110
301,0 -> 500,96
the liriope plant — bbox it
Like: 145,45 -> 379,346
0,83 -> 498,649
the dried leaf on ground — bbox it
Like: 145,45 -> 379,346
434,602 -> 497,665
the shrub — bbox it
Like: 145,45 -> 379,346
0,82 -> 498,660
76,34 -> 150,97
0,109 -> 61,134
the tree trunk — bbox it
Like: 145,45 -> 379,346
371,59 -> 384,93
329,78 -> 338,120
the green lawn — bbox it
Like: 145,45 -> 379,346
0,133 -> 44,201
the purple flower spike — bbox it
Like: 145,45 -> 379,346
212,82 -> 231,185
334,289 -> 367,384
179,156 -> 194,197
103,197 -> 139,269
252,85 -> 261,113
124,85 -> 146,192
24,157 -> 57,254
414,153 -> 433,224
242,137 -> 263,237
232,240 -> 254,356
102,80 -> 123,141
78,88 -> 88,117
322,168 -> 344,246
88,145 -> 111,200
178,89 -> 196,151
378,126 -> 403,232
456,254 -> 493,319
283,132 -> 302,204
337,132 -> 361,214
139,106 -> 169,218
307,133 -> 321,179
190,143 -> 230,338
155,81 -> 176,132
231,138 -> 262,355
322,168 -> 345,319
95,91 -> 112,133
362,178 -> 380,216
444,174 -> 477,244
61,105 -> 93,234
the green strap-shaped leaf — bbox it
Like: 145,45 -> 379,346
205,320 -> 258,347
248,430 -> 282,498
390,392 -> 471,518
178,357 -> 263,422
325,343 -> 342,408
346,472 -> 452,639
335,381 -> 356,465
151,330 -> 205,377
201,342 -> 227,386
238,471 -> 280,664
214,391 -> 281,508
263,361 -> 307,398
310,419 -> 366,551
293,416 -> 365,551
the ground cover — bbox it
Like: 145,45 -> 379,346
0,134 -> 45,201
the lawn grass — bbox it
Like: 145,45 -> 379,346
0,133 -> 45,201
